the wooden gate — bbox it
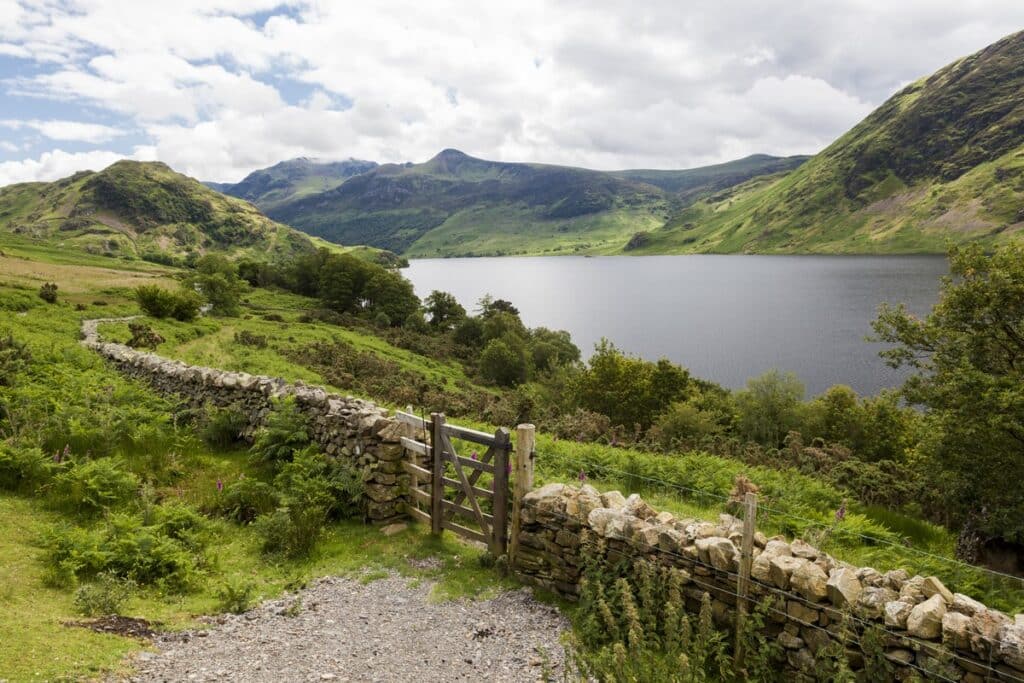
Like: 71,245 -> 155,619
396,411 -> 511,555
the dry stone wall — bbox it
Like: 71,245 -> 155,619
517,483 -> 1024,682
80,318 -> 409,523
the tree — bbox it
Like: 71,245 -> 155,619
424,290 -> 465,330
735,370 -> 804,447
362,271 -> 419,326
529,327 -> 581,372
873,243 -> 1024,551
477,294 -> 519,317
479,335 -> 529,387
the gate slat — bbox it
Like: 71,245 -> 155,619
441,519 -> 488,544
442,499 -> 494,524
446,452 -> 495,473
442,432 -> 490,538
441,476 -> 493,499
403,461 -> 431,478
445,424 -> 498,445
400,437 -> 429,456
411,488 -> 432,504
408,506 -> 432,525
396,411 -> 428,429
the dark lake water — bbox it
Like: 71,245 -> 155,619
405,255 -> 948,397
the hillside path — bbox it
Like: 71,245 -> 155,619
122,574 -> 569,683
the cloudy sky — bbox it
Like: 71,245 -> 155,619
1,1 -> 1022,185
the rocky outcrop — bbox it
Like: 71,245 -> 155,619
81,318 -> 409,523
515,483 -> 1024,681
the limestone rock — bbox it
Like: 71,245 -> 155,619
624,494 -> 657,520
951,593 -> 987,617
921,576 -> 954,604
826,567 -> 862,608
695,536 -> 738,571
791,561 -> 829,602
857,586 -> 898,620
855,566 -> 884,588
998,622 -> 1024,671
769,555 -> 806,590
778,631 -> 804,649
790,538 -> 818,560
588,508 -> 624,535
900,575 -> 927,604
884,600 -> 914,629
600,490 -> 626,509
906,594 -> 947,639
942,611 -> 972,650
883,569 -> 909,591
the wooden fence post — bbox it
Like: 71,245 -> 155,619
430,412 -> 445,537
509,423 -> 536,567
491,427 -> 511,557
734,492 -> 757,664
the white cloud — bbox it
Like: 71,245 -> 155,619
0,119 -> 126,143
0,1 -> 1023,183
0,146 -> 157,186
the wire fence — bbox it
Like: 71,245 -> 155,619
533,452 -> 1024,613
523,507 -> 1022,683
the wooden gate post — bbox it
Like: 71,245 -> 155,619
509,423 -> 536,567
430,412 -> 445,537
491,427 -> 512,556
734,492 -> 757,664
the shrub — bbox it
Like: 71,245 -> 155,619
43,509 -> 206,591
216,577 -> 257,614
735,369 -> 805,447
0,331 -> 31,386
134,285 -> 201,321
479,335 -> 529,387
73,573 -> 136,616
126,322 -> 164,350
211,477 -> 280,523
38,282 -> 58,303
249,398 -> 310,468
254,505 -> 327,558
199,405 -> 249,449
233,330 -> 267,348
653,401 -> 723,449
273,448 -> 364,521
51,459 -> 140,515
0,444 -> 53,492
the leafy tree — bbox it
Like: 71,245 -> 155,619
575,340 -> 690,430
363,270 -> 419,326
482,310 -> 527,343
873,243 -> 1024,549
479,335 -> 529,386
477,294 -> 519,317
186,256 -> 245,316
529,327 -> 580,372
453,316 -> 485,348
134,285 -> 201,321
735,369 -> 804,447
424,290 -> 465,329
318,254 -> 363,313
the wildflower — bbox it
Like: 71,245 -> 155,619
578,470 -> 587,482
63,444 -> 71,459
216,479 -> 224,492
835,500 -> 846,523
507,463 -> 512,474
471,451 -> 478,461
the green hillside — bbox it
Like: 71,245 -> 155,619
208,157 -> 378,211
0,160 -> 317,263
634,29 -> 1024,254
610,153 -> 809,199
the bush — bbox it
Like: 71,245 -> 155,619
43,509 -> 207,591
0,444 -> 53,492
134,285 -> 201,321
273,448 -> 364,521
199,405 -> 249,449
0,332 -> 30,386
233,330 -> 267,348
38,282 -> 58,303
653,401 -> 723,449
211,477 -> 280,523
249,398 -> 310,468
51,458 -> 140,515
479,336 -> 529,387
735,369 -> 805,447
73,573 -> 136,616
216,577 -> 257,614
254,505 -> 327,558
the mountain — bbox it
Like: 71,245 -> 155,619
252,149 -> 805,256
0,160 -> 316,262
610,154 -> 809,199
633,29 -> 1024,254
210,157 -> 378,212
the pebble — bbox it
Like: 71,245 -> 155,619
120,574 -> 568,682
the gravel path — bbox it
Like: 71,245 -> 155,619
125,574 -> 570,682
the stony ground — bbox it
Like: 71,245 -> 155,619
122,574 -> 570,683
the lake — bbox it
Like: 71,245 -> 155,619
405,255 -> 948,397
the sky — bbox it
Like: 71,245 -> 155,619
0,1 -> 1022,186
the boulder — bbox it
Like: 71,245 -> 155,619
942,611 -> 972,650
790,538 -> 818,560
951,593 -> 987,617
826,567 -> 862,608
778,631 -> 804,649
855,566 -> 884,587
857,586 -> 898,620
791,561 -> 829,602
524,483 -> 568,516
998,622 -> 1024,671
900,575 -> 927,604
696,536 -> 738,571
907,594 -> 947,639
921,576 -> 954,604
624,494 -> 657,520
600,490 -> 626,509
883,569 -> 910,591
769,555 -> 807,590
884,600 -> 914,629
587,507 -> 623,535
